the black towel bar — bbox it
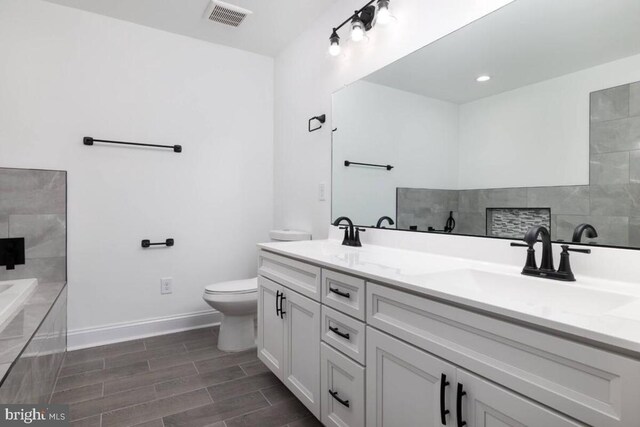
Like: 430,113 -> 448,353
141,239 -> 174,248
344,160 -> 393,171
84,137 -> 182,153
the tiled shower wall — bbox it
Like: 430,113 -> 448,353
397,81 -> 640,247
0,168 -> 67,283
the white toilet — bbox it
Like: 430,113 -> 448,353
203,229 -> 311,352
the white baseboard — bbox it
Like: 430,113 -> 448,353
67,309 -> 222,351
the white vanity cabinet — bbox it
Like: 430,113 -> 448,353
258,248 -> 640,427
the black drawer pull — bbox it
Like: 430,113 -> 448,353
440,373 -> 450,425
329,389 -> 350,408
329,287 -> 351,298
329,326 -> 350,340
456,383 -> 467,427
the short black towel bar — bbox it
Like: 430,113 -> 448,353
141,239 -> 174,248
84,137 -> 182,153
344,160 -> 393,171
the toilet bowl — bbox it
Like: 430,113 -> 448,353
203,278 -> 258,352
203,229 -> 311,352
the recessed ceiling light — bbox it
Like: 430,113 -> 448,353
476,75 -> 491,82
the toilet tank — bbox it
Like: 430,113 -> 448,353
269,229 -> 311,242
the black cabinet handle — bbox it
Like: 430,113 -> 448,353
276,290 -> 282,317
329,287 -> 351,298
329,389 -> 350,408
279,294 -> 286,319
440,373 -> 450,425
456,383 -> 467,427
329,326 -> 350,340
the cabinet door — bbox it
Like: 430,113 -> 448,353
283,288 -> 321,417
257,276 -> 284,380
457,370 -> 583,427
367,327 -> 457,427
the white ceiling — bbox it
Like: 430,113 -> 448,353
364,0 -> 640,104
44,0 -> 338,57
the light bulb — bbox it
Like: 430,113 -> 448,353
476,75 -> 491,82
329,41 -> 341,56
376,0 -> 393,25
329,30 -> 341,56
351,19 -> 365,42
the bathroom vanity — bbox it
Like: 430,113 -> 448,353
257,239 -> 640,427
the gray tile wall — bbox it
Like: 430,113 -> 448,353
0,168 -> 66,283
397,80 -> 640,247
396,188 -> 458,232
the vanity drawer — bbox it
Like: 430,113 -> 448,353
258,250 -> 321,301
321,343 -> 365,427
321,306 -> 366,365
367,282 -> 640,427
321,269 -> 365,320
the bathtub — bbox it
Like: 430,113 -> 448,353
0,278 -> 38,328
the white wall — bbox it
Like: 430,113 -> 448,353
0,0 -> 273,341
332,81 -> 458,225
274,0 -> 515,239
458,52 -> 640,189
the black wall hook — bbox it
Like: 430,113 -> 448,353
141,238 -> 174,248
84,137 -> 182,153
308,114 -> 326,132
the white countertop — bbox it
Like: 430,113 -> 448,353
258,239 -> 640,357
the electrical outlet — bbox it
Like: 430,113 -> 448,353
319,182 -> 326,201
160,277 -> 173,295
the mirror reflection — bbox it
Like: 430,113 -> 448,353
332,0 -> 640,248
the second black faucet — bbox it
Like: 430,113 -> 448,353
333,216 -> 365,247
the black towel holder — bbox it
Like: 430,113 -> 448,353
308,114 -> 326,132
141,239 -> 174,248
84,137 -> 182,153
344,160 -> 393,171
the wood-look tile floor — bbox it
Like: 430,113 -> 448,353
51,327 -> 322,427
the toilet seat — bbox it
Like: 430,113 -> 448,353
204,278 -> 257,295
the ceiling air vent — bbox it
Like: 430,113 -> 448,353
205,0 -> 252,27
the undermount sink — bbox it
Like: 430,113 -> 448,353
0,278 -> 38,328
423,269 -> 631,317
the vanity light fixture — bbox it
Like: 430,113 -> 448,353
328,0 -> 393,56
476,75 -> 491,82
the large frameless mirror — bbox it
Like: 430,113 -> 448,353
331,0 -> 640,248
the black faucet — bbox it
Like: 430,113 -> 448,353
524,225 -> 554,272
0,238 -> 26,270
511,226 -> 590,281
333,216 -> 365,247
572,223 -> 598,243
375,216 -> 394,228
